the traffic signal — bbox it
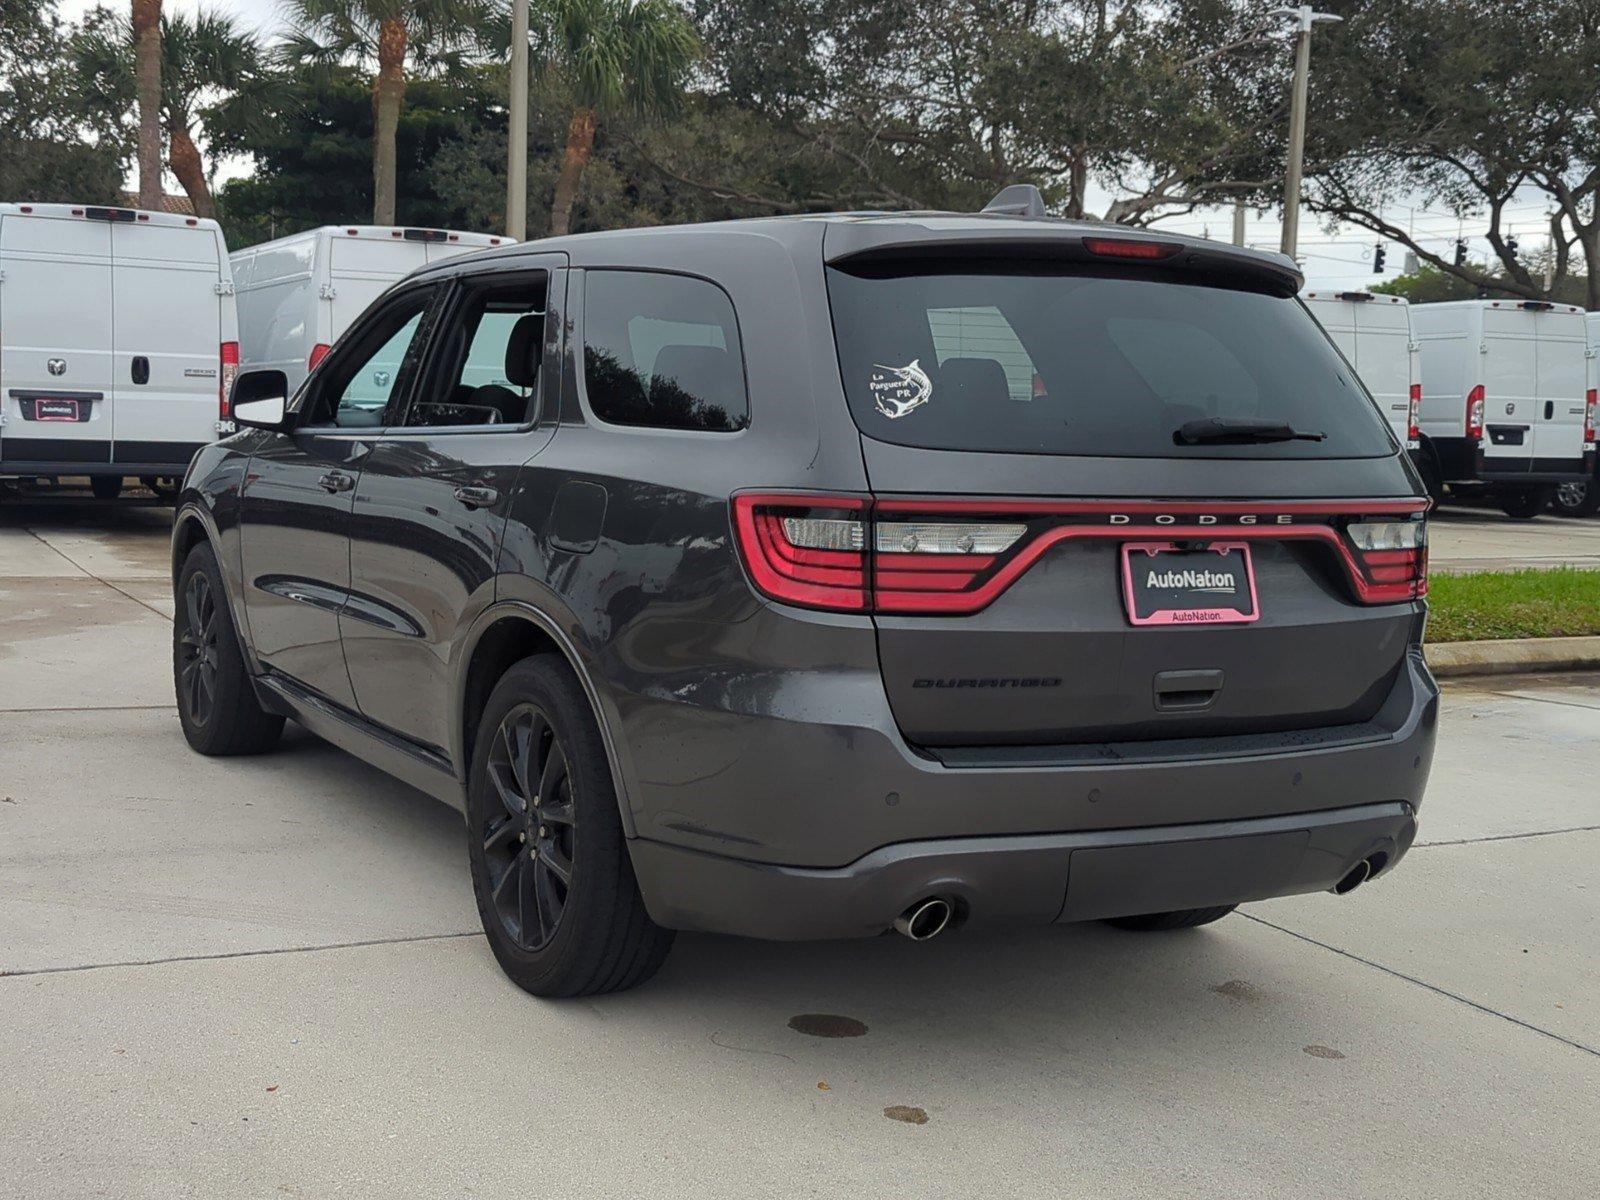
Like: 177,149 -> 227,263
1506,235 -> 1519,259
1454,239 -> 1467,266
1373,242 -> 1386,273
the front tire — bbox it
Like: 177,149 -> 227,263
1104,905 -> 1237,932
1550,480 -> 1600,518
467,655 -> 673,997
174,543 -> 284,755
1499,486 -> 1551,520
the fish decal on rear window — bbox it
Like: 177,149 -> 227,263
868,359 -> 933,420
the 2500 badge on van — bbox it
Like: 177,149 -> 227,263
171,188 -> 1436,996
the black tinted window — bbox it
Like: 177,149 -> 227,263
582,271 -> 748,431
825,265 -> 1395,458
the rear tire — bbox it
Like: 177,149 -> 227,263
1104,905 -> 1237,932
174,542 -> 284,755
466,655 -> 673,997
1414,442 -> 1446,506
90,476 -> 123,500
1550,480 -> 1600,518
1499,487 -> 1551,520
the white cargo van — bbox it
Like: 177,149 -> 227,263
1302,290 -> 1419,451
0,202 -> 238,498
1551,312 -> 1600,517
1412,299 -> 1594,517
230,225 -> 512,394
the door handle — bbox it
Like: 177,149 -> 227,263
131,356 -> 149,385
317,471 -> 355,494
453,485 -> 499,510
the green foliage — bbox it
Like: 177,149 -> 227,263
1427,568 -> 1600,643
0,0 -> 123,202
1374,264 -> 1589,308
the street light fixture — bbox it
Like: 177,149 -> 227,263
1269,5 -> 1342,260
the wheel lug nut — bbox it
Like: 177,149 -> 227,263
538,825 -> 549,838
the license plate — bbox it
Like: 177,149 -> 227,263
35,398 -> 80,422
1121,542 -> 1259,626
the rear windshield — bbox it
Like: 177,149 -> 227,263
825,264 -> 1396,458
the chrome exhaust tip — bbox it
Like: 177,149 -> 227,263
1331,859 -> 1373,896
893,897 -> 954,941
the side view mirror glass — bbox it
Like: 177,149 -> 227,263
232,370 -> 291,431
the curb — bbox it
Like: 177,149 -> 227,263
1426,635 -> 1600,679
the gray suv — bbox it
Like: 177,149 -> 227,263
172,202 -> 1436,996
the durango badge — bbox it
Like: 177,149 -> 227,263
868,359 -> 933,420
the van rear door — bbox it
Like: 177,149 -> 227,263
1352,301 -> 1414,446
1533,309 -> 1588,467
0,209 -> 115,469
110,218 -> 224,469
328,236 -> 428,339
1481,307 -> 1539,470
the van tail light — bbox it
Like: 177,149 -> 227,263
1343,520 -> 1428,601
1407,384 -> 1422,442
219,341 -> 239,419
308,343 -> 331,371
1585,389 -> 1597,444
1466,384 -> 1486,441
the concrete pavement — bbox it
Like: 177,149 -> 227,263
1429,504 -> 1600,573
2,495 -> 1598,1198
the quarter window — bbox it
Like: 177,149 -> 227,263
582,271 -> 748,431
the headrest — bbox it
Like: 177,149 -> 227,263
650,344 -> 740,412
504,314 -> 542,388
939,356 -> 1010,405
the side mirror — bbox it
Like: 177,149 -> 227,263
231,370 -> 291,431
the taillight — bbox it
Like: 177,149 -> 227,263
1407,383 -> 1422,442
1344,520 -> 1428,601
308,343 -> 331,371
1585,388 -> 1597,444
733,494 -> 870,611
219,341 -> 239,419
1466,384 -> 1486,441
1082,237 -> 1182,261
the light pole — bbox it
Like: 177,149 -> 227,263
1270,5 -> 1341,259
506,0 -> 529,241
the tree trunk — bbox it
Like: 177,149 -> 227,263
371,17 -> 408,225
1581,225 -> 1600,313
131,0 -> 163,210
550,107 -> 597,237
167,120 -> 215,219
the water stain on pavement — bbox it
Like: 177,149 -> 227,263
1211,979 -> 1264,1004
788,1013 -> 868,1038
1303,1045 -> 1346,1060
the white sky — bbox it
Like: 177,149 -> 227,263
53,1 -> 1559,288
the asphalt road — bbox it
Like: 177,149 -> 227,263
2,494 -> 1598,1199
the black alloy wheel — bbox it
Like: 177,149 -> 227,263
481,703 -> 578,951
177,570 -> 221,728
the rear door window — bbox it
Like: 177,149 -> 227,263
826,265 -> 1396,458
580,270 -> 749,432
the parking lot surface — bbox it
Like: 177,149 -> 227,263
2,495 -> 1598,1198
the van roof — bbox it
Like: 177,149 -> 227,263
231,225 -> 515,256
1412,298 -> 1584,316
1303,290 -> 1410,306
0,201 -> 222,233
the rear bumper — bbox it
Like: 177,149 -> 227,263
623,648 -> 1438,938
0,439 -> 204,478
631,801 -> 1416,939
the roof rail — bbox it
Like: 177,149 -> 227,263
981,184 -> 1046,218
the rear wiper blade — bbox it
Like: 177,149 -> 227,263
1174,417 -> 1327,445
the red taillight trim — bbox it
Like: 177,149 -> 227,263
1466,384 -> 1486,441
1585,389 -> 1597,443
219,341 -> 239,420
732,494 -> 1429,614
1408,383 -> 1422,441
308,343 -> 332,371
1083,237 -> 1183,261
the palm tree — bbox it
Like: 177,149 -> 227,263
540,0 -> 698,236
284,0 -> 494,224
78,9 -> 274,219
131,0 -> 162,208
